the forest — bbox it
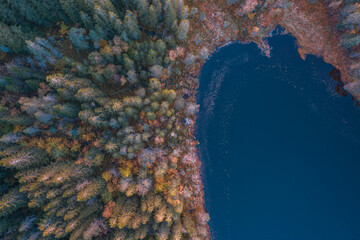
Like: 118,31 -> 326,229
1,0 -> 360,239
0,0 -> 209,239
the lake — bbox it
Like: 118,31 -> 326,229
196,33 -> 360,240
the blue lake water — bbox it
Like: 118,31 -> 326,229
196,34 -> 360,240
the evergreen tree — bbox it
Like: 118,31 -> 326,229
165,0 -> 177,30
0,23 -> 28,53
0,189 -> 27,217
177,19 -> 189,41
59,0 -> 81,23
149,4 -> 159,29
156,39 -> 167,56
147,49 -> 159,66
0,1 -> 21,25
26,37 -> 62,65
93,4 -> 112,34
124,10 -> 141,40
68,28 -> 89,50
80,11 -> 95,30
8,0 -> 50,27
137,0 -> 150,26
153,0 -> 163,20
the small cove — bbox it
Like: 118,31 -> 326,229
196,34 -> 360,240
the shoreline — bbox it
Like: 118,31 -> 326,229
183,0 -> 360,238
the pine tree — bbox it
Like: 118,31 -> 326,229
54,103 -> 81,118
109,12 -> 123,36
147,49 -> 159,66
0,1 -> 21,25
93,4 -> 112,33
178,0 -> 184,19
155,39 -> 167,56
153,0 -> 163,21
26,37 -> 62,65
0,189 -> 27,217
0,148 -> 49,170
124,11 -> 141,40
0,23 -> 27,53
9,0 -> 50,27
137,0 -> 150,26
80,11 -> 95,30
156,222 -> 170,240
68,28 -> 89,50
59,0 -> 82,23
75,87 -> 106,102
165,0 -> 176,30
28,0 -> 67,26
77,179 -> 105,202
177,19 -> 189,41
149,5 -> 159,29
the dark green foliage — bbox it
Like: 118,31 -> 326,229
26,37 -> 62,65
68,28 -> 89,49
54,103 -> 81,118
0,0 -> 193,53
1,0 -> 66,27
0,22 -> 33,54
137,0 -> 150,26
0,189 -> 27,217
58,0 -> 82,23
0,0 -> 66,53
124,10 -> 142,40
0,147 -> 49,169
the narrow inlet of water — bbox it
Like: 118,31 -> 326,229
196,34 -> 360,240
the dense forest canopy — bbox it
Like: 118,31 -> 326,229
0,0 -> 209,239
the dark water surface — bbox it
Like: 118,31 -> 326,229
196,34 -> 360,240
